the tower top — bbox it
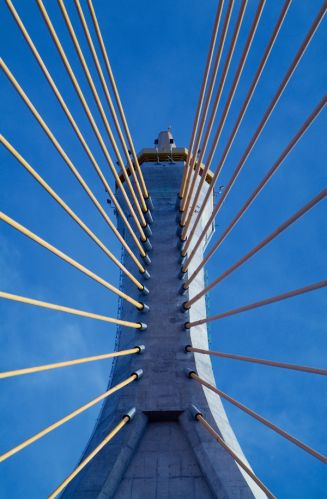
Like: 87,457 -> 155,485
117,130 -> 214,185
154,128 -> 176,152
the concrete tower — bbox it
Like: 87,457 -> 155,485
62,131 -> 265,498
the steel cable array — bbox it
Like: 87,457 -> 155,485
178,1 -> 326,495
1,1 -> 326,496
1,4 -> 149,494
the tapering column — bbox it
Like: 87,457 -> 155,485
62,131 -> 265,498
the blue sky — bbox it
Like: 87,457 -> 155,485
0,0 -> 326,497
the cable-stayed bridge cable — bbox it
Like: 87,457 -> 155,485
0,136 -> 146,291
0,212 -> 146,309
87,0 -> 149,199
190,406 -> 275,498
179,0 -> 224,200
0,347 -> 143,379
57,0 -> 147,224
189,373 -> 327,463
185,347 -> 327,375
36,0 -> 147,240
184,189 -> 326,307
0,61 -> 148,269
73,0 -> 148,214
181,0 -> 266,236
4,0 -> 149,257
180,0 -> 234,209
183,98 -> 326,280
181,0 -> 249,223
181,3 -> 326,258
0,292 -> 146,329
0,378 -> 138,462
49,409 -> 136,498
185,281 -> 327,327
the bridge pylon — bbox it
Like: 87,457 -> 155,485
62,130 -> 265,498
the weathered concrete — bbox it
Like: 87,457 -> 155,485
62,138 -> 265,498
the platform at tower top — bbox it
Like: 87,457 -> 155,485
116,129 -> 214,186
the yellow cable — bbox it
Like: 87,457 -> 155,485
58,0 -> 146,220
87,0 -> 148,198
0,213 -> 144,309
0,376 -> 136,462
0,60 -> 146,265
49,416 -> 130,498
0,292 -> 142,328
4,0 -> 147,256
1,136 -> 144,290
0,348 -> 140,379
36,0 -> 146,240
71,0 -> 147,213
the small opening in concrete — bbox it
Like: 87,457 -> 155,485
143,410 -> 183,422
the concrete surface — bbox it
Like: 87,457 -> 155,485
62,154 -> 265,498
